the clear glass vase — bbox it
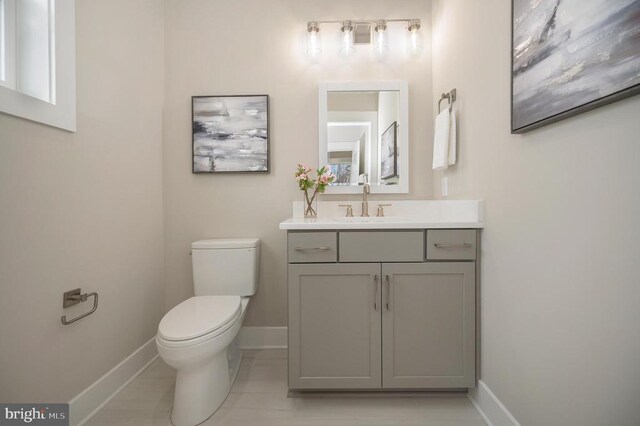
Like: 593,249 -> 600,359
303,189 -> 318,218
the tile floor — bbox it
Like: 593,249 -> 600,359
87,350 -> 486,426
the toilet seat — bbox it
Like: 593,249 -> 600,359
158,296 -> 241,346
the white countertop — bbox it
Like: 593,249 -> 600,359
279,200 -> 484,230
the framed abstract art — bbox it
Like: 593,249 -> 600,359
192,95 -> 269,173
511,0 -> 640,133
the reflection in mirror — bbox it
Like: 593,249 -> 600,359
319,82 -> 408,194
327,91 -> 400,187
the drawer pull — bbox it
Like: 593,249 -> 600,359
433,242 -> 472,248
294,246 -> 331,251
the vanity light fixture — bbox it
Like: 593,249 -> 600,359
305,18 -> 421,58
407,19 -> 423,56
339,21 -> 355,56
306,21 -> 322,57
373,20 -> 388,57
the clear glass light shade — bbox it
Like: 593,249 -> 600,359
407,26 -> 423,56
374,28 -> 388,56
306,30 -> 322,57
339,24 -> 355,56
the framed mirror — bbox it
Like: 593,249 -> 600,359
319,81 -> 409,194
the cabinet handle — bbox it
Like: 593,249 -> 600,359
385,275 -> 391,311
294,246 -> 330,251
433,242 -> 472,248
374,275 -> 379,311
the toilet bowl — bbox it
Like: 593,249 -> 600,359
156,238 -> 259,426
157,296 -> 249,426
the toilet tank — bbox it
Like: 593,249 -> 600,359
191,238 -> 260,296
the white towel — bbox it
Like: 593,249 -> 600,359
432,106 -> 457,170
448,107 -> 457,166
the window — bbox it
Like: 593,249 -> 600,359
0,0 -> 17,90
0,0 -> 75,131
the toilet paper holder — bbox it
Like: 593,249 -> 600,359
61,288 -> 99,325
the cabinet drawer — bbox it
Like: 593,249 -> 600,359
288,232 -> 337,263
339,231 -> 424,262
426,230 -> 476,260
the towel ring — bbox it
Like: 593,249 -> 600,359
438,88 -> 457,113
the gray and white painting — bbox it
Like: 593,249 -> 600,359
380,122 -> 397,180
328,163 -> 352,185
192,95 -> 268,173
512,0 -> 640,132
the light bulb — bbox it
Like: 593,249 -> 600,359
339,21 -> 355,56
374,21 -> 388,57
306,22 -> 322,57
407,20 -> 423,56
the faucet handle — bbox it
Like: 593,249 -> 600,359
376,204 -> 392,217
338,204 -> 354,217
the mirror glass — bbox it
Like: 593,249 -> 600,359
319,82 -> 408,194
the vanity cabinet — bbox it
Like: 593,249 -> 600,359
287,229 -> 478,391
288,263 -> 381,389
381,262 -> 476,389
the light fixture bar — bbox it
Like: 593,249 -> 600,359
304,18 -> 422,58
309,18 -> 420,25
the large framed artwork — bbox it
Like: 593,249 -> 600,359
192,95 -> 269,173
511,0 -> 640,133
380,121 -> 398,180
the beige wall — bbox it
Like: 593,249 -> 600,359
432,1 -> 640,425
328,92 -> 379,111
163,0 -> 434,325
0,0 -> 165,402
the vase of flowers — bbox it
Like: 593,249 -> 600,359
295,164 -> 336,218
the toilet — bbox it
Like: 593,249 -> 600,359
156,238 -> 259,426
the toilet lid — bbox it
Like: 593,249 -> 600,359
158,296 -> 241,341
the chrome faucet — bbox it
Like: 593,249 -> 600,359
361,182 -> 371,217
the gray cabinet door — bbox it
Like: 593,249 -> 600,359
288,263 -> 382,389
381,262 -> 475,388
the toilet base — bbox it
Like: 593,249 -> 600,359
227,336 -> 242,384
159,298 -> 250,426
171,349 -> 230,426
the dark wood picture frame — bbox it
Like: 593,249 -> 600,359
191,95 -> 271,174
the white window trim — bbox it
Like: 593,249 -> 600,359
0,0 -> 76,132
0,0 -> 17,89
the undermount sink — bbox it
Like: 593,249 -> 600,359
332,216 -> 408,223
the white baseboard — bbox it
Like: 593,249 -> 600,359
68,337 -> 158,426
237,326 -> 287,349
68,328 -> 284,425
468,380 -> 521,426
